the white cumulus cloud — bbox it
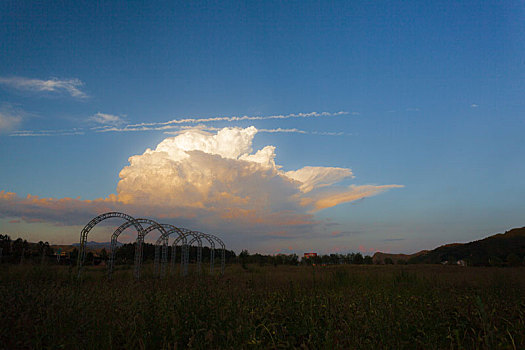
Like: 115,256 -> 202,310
286,166 -> 354,193
0,126 -> 403,247
116,126 -> 402,220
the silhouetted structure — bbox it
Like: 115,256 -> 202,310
78,212 -> 227,279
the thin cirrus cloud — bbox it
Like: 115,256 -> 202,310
128,111 -> 352,127
95,111 -> 354,133
0,126 -> 403,242
88,112 -> 126,125
0,76 -> 88,98
9,129 -> 84,137
164,125 -> 347,136
8,111 -> 351,137
0,111 -> 23,132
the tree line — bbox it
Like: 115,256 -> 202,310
0,234 -> 55,264
0,235 -> 238,266
238,250 -> 375,267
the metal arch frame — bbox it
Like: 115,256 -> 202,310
186,235 -> 204,274
152,224 -> 187,278
108,218 -> 163,279
156,225 -> 188,277
169,227 -> 192,276
136,222 -> 169,278
178,228 -> 204,276
203,233 -> 226,275
171,229 -> 227,275
170,234 -> 186,276
78,212 -> 144,279
191,231 -> 216,274
79,213 -> 227,279
171,229 -> 202,276
187,231 -> 226,275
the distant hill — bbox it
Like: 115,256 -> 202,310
50,244 -> 78,253
372,250 -> 428,264
374,227 -> 525,266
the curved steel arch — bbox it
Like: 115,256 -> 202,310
137,222 -> 169,278
168,228 -> 191,276
206,234 -> 226,275
191,231 -> 216,274
171,229 -> 202,276
179,228 -> 205,276
186,235 -> 204,274
156,224 -> 188,276
78,212 -> 144,279
108,218 -> 167,279
79,213 -> 226,279
210,233 -> 225,275
152,224 -> 187,278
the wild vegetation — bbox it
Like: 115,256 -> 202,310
1,263 -> 524,349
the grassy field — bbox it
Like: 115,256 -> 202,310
1,263 -> 524,349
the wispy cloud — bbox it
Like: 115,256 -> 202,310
258,128 -> 307,134
9,111 -> 353,137
10,128 -> 84,137
258,128 -> 347,136
0,76 -> 88,98
0,111 -> 23,132
88,112 -> 125,125
164,126 -> 345,136
125,111 -> 351,128
93,111 -> 353,134
470,104 -> 479,108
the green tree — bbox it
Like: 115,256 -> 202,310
69,248 -> 78,264
12,238 -> 29,263
239,249 -> 249,269
0,234 -> 12,258
100,248 -> 108,261
86,252 -> 94,265
288,254 -> 299,266
384,257 -> 394,265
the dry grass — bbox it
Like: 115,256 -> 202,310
0,263 -> 524,349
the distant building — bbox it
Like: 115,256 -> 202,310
303,253 -> 317,259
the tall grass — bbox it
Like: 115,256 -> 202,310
0,264 -> 524,349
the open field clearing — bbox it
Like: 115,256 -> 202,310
1,264 -> 524,349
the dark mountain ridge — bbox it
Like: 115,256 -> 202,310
374,227 -> 525,266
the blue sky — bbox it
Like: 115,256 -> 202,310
1,1 -> 524,254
